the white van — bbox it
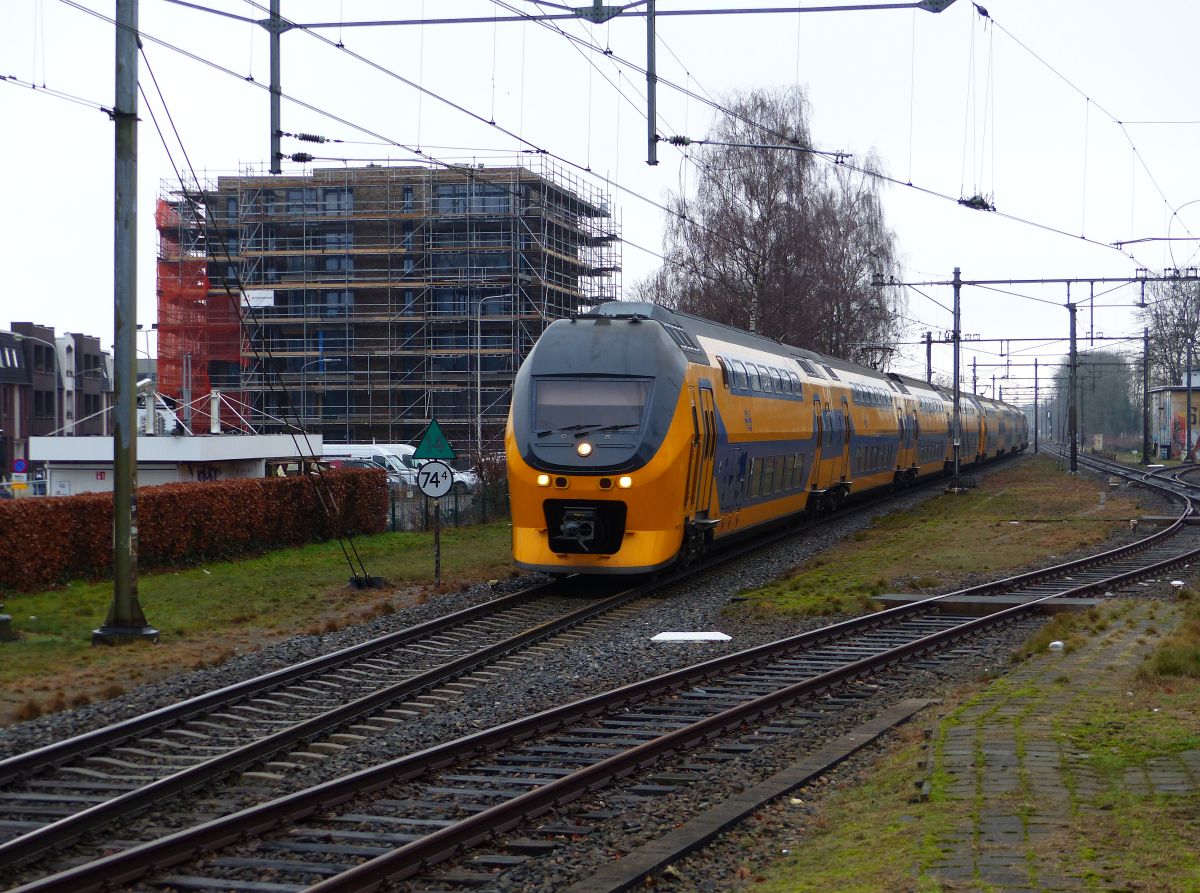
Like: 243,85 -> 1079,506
372,443 -> 478,494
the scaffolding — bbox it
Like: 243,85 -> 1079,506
156,197 -> 245,429
156,161 -> 620,456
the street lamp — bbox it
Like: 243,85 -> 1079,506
474,293 -> 517,464
300,357 -> 342,430
14,332 -> 60,437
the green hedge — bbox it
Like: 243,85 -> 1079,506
0,468 -> 387,593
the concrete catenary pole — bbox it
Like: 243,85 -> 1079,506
952,267 -> 962,488
1068,302 -> 1078,474
1033,358 -> 1039,454
1142,326 -> 1150,464
95,0 -> 157,644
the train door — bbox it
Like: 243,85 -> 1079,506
685,387 -> 701,509
838,397 -> 851,481
722,447 -> 747,530
697,386 -> 717,517
813,396 -> 827,488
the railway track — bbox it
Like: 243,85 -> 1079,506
11,598 -> 1041,893
13,454 -> 1200,893
0,581 -> 652,868
0,454 -> 1014,875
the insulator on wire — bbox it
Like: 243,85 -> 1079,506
289,152 -> 314,163
296,133 -> 327,144
667,135 -> 693,147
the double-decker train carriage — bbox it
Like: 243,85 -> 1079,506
506,301 -> 1028,575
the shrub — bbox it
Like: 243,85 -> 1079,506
0,468 -> 386,593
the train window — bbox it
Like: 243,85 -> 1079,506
822,365 -> 840,381
763,456 -> 776,494
795,453 -> 806,486
750,459 -> 764,497
716,356 -> 731,388
782,454 -> 795,488
663,324 -> 702,351
748,365 -> 763,391
534,377 -> 651,433
789,371 -> 803,397
760,366 -> 774,393
729,359 -> 748,390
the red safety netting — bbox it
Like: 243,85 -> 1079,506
156,199 -> 246,429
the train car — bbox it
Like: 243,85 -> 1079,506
506,302 -> 1027,575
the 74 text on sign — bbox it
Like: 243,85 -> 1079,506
417,460 -> 454,499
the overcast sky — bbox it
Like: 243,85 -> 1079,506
4,0 -> 1198,399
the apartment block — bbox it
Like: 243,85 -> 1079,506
156,162 -> 619,454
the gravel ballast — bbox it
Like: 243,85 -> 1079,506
0,455 -> 1177,890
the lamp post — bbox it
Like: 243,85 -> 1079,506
14,333 -> 60,438
300,357 -> 342,431
135,323 -> 158,396
473,293 -> 517,464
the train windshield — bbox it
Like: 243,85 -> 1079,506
534,377 -> 652,434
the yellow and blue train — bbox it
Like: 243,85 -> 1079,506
506,301 -> 1028,575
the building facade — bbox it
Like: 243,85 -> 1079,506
0,330 -> 31,477
1,324 -> 113,490
157,162 -> 619,455
1151,385 -> 1200,459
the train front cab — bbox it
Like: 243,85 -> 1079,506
507,314 -> 699,574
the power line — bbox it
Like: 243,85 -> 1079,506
136,42 -> 372,583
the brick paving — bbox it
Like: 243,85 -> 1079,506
928,603 -> 1198,891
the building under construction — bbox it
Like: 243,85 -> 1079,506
156,162 -> 619,454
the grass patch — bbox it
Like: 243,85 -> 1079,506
1051,670 -> 1200,889
751,606 -> 1200,892
1140,587 -> 1200,679
0,523 -> 516,725
748,722 -> 966,893
1019,603 -> 1129,658
732,456 -> 1144,618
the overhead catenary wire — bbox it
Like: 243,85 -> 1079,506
0,72 -> 112,114
128,0 -> 1162,276
53,0 -> 1179,385
155,0 -> 1179,281
983,8 -> 1195,249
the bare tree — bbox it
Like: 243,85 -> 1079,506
1049,350 -> 1138,444
636,85 -> 905,364
1142,278 -> 1200,386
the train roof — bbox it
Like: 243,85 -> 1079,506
585,301 -> 1024,414
588,301 -> 915,386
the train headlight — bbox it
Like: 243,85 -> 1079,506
618,475 -> 633,489
536,473 -> 551,487
576,441 -> 593,457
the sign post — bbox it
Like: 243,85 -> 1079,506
413,421 -> 457,589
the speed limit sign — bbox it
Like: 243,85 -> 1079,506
416,460 -> 454,498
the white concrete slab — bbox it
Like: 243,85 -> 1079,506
651,632 -> 732,642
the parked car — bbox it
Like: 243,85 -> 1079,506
322,444 -> 417,487
325,455 -> 408,492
